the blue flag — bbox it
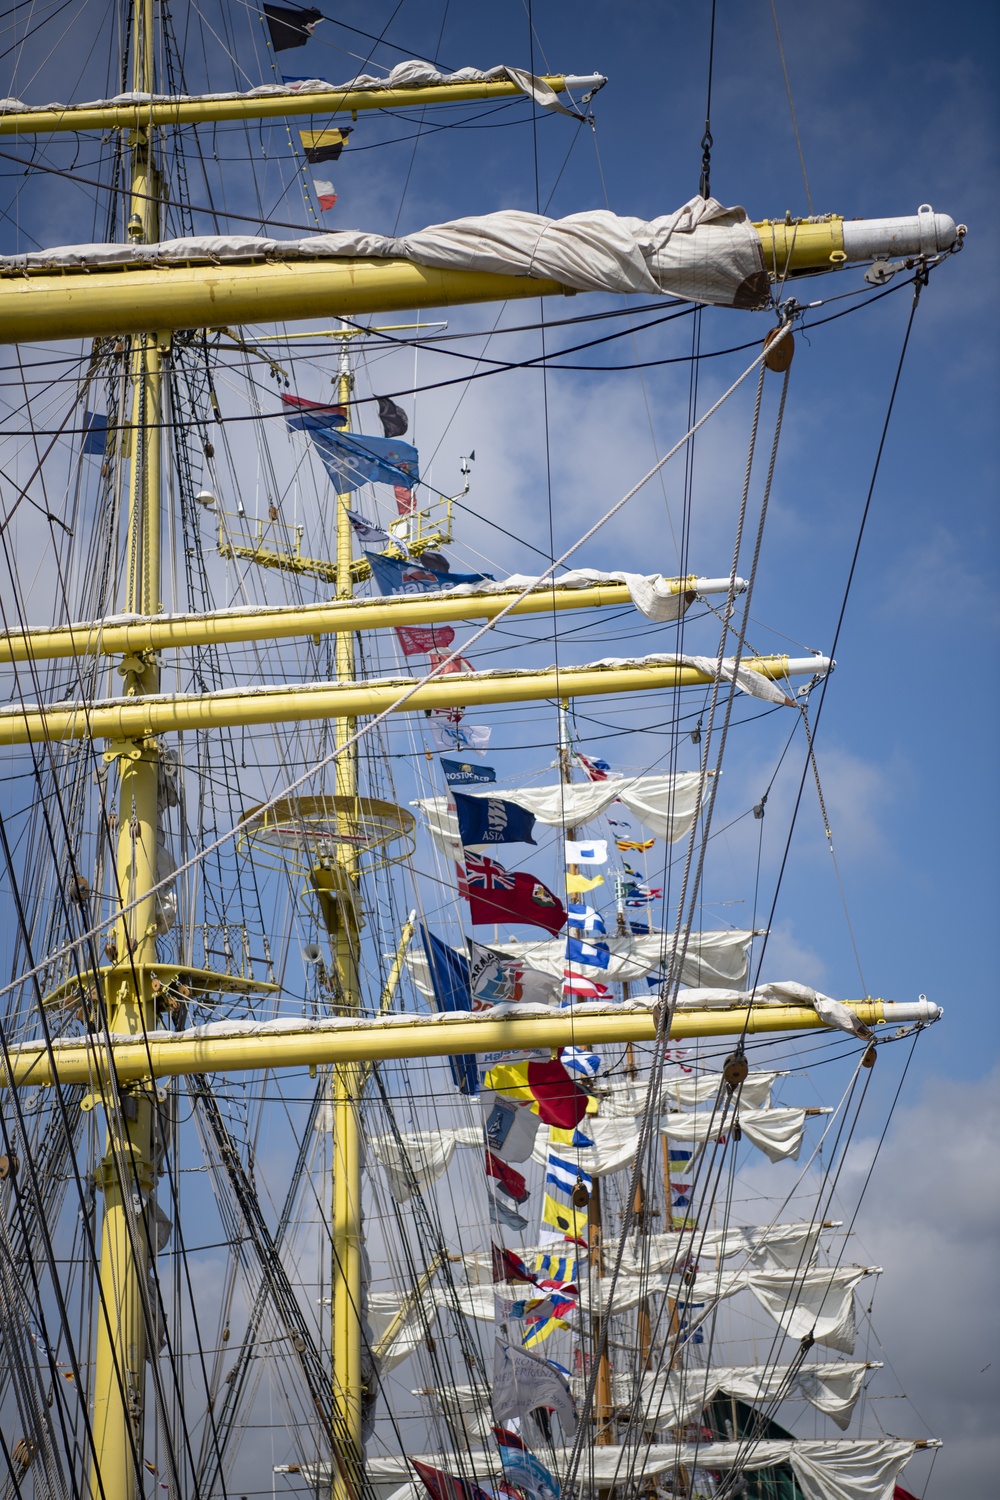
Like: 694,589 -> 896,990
82,411 -> 108,455
310,426 -> 419,493
419,927 -> 477,1094
566,903 -> 606,936
442,758 -> 496,786
454,793 -> 536,847
366,551 -> 492,595
564,935 -> 611,970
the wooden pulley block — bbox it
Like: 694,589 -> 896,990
0,1154 -> 18,1180
722,1051 -> 749,1092
764,325 -> 795,372
571,1180 -> 591,1209
862,1042 -> 878,1068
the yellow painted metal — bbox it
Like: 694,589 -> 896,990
754,216 -> 846,275
0,76 -> 583,137
0,217 -> 862,347
0,581 -> 653,664
2,1001 -> 891,1089
0,260 -> 570,345
90,3 -> 161,1493
328,348 -> 365,1500
0,655 -> 796,746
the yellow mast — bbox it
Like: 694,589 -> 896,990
89,1 -> 161,1493
328,330 -> 365,1498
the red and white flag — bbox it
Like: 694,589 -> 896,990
562,969 -> 612,1000
312,177 -> 337,211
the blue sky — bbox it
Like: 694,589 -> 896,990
0,0 -> 997,1493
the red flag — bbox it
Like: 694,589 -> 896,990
485,1151 -> 528,1203
412,1460 -> 495,1500
526,1057 -> 590,1129
395,484 -> 416,515
491,1242 -> 539,1284
492,1426 -> 528,1451
464,853 -> 566,936
395,625 -> 455,656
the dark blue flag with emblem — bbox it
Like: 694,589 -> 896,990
442,759 -> 496,786
454,793 -> 536,847
366,552 -> 492,595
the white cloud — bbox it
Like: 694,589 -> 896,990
836,1063 -> 1000,1496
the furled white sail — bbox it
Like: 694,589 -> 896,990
414,770 -> 704,861
492,930 -> 754,988
406,930 -> 752,998
369,1127 -> 482,1203
3,198 -> 769,309
620,1220 -> 834,1274
661,1105 -> 833,1163
674,981 -> 871,1036
747,1265 -> 877,1356
663,1069 -> 784,1109
0,61 -> 597,115
368,1292 -> 439,1373
639,1360 -> 875,1431
423,1358 -> 876,1433
359,1436 -> 923,1497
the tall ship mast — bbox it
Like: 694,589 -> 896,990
0,5 -> 965,1499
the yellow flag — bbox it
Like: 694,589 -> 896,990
566,872 -> 603,894
482,1061 -> 538,1113
616,837 -> 655,852
541,1192 -> 589,1243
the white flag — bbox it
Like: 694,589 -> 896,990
481,1090 -> 539,1163
345,508 -> 392,548
429,722 -> 491,754
565,838 -> 607,865
469,941 -> 559,1008
493,1338 -> 576,1436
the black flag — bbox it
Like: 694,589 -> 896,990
264,4 -> 322,52
376,395 -> 409,438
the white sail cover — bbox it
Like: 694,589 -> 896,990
1,197 -> 769,310
639,1360 -> 873,1430
661,1105 -> 833,1163
414,771 -> 704,862
401,566 -> 721,621
492,930 -> 753,988
369,1127 -> 481,1202
674,981 -> 869,1036
0,61 -> 572,113
362,1437 -> 921,1498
